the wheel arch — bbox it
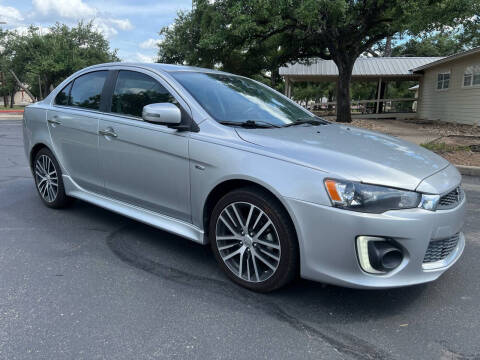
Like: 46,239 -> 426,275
29,143 -> 51,170
202,178 -> 299,246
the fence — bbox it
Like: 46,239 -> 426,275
302,98 -> 417,117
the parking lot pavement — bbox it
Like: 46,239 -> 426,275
1,118 -> 479,360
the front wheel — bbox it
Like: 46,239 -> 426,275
209,187 -> 298,292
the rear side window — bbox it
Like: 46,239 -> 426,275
55,82 -> 72,105
111,70 -> 178,118
70,71 -> 108,110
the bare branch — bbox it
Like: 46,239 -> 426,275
9,70 -> 36,102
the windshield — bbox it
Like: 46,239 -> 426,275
171,71 -> 317,126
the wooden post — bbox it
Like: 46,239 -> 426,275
284,77 -> 291,97
376,77 -> 382,114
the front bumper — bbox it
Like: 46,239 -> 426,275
285,195 -> 466,289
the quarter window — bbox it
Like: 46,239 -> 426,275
111,70 -> 178,118
463,65 -> 480,87
55,81 -> 72,105
69,71 -> 108,110
437,72 -> 450,90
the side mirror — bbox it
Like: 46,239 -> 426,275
142,103 -> 182,125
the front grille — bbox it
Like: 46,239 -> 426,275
437,187 -> 464,210
423,233 -> 460,263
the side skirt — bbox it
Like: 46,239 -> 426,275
63,175 -> 205,244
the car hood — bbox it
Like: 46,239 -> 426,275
235,123 -> 450,191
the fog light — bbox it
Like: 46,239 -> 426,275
356,236 -> 403,274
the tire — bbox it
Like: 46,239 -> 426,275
209,187 -> 299,292
33,147 -> 73,209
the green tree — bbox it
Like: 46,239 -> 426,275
391,17 -> 480,57
0,29 -> 18,107
0,21 -> 119,102
159,0 -> 478,122
392,33 -> 463,57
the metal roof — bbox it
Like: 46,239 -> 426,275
411,47 -> 480,72
279,57 -> 443,78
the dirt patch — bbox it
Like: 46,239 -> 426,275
435,135 -> 480,148
437,151 -> 480,167
423,135 -> 480,166
347,118 -> 480,138
338,118 -> 480,167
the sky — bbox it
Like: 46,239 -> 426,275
0,0 -> 193,62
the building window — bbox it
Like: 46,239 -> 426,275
463,65 -> 480,87
437,72 -> 450,90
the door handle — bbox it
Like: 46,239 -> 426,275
98,129 -> 118,138
48,117 -> 61,125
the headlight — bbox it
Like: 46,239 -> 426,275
324,179 -> 422,213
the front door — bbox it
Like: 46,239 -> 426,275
98,70 -> 191,222
47,71 -> 108,194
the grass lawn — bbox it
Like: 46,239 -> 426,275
421,142 -> 471,153
0,105 -> 25,110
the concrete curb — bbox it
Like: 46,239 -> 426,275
0,115 -> 23,120
457,165 -> 480,177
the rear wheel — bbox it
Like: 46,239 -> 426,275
33,148 -> 72,208
209,187 -> 298,292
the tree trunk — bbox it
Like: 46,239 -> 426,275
384,36 -> 392,57
334,59 -> 355,123
9,88 -> 15,108
9,70 -> 36,102
38,75 -> 43,101
0,72 -> 9,107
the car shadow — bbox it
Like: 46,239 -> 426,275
70,199 -> 428,324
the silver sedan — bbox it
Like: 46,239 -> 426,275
23,63 -> 466,292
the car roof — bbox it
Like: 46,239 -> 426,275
84,62 -> 229,75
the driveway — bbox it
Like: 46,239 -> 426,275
1,118 -> 479,359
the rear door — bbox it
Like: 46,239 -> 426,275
47,71 -> 109,194
98,69 -> 191,222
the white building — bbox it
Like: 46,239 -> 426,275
280,47 -> 480,125
412,47 -> 480,125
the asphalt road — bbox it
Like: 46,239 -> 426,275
1,118 -> 479,360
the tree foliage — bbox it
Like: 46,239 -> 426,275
159,0 -> 478,122
0,21 -> 119,103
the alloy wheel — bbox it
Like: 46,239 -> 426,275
215,201 -> 281,282
35,154 -> 58,203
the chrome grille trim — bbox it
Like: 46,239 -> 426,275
437,187 -> 464,210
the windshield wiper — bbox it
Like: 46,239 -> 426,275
284,117 -> 329,127
218,120 -> 282,128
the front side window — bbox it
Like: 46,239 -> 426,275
463,65 -> 480,87
69,71 -> 108,110
170,72 -> 315,126
111,71 -> 178,118
437,72 -> 450,90
55,81 -> 72,105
